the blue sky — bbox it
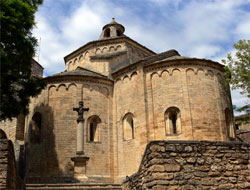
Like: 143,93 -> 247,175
33,0 -> 250,113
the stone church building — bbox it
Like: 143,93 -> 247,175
1,19 -> 236,186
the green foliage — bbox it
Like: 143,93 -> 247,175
222,40 -> 250,123
0,0 -> 45,121
222,40 -> 250,98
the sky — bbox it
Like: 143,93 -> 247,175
32,0 -> 250,114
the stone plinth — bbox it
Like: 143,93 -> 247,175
71,155 -> 89,181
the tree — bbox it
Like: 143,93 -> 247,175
0,0 -> 46,121
222,40 -> 250,123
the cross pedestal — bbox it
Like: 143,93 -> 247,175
71,154 -> 89,180
72,101 -> 89,181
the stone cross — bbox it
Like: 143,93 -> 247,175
73,101 -> 89,155
73,101 -> 89,123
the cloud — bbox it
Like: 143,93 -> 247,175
235,14 -> 250,39
231,89 -> 249,115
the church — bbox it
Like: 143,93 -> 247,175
1,18 -> 236,186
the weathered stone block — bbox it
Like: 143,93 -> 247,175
164,164 -> 181,172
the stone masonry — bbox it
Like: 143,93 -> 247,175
0,130 -> 25,189
122,140 -> 250,190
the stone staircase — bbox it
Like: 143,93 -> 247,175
26,183 -> 122,190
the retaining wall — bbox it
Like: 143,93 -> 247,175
122,140 -> 250,190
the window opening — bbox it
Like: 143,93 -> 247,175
165,107 -> 181,135
123,113 -> 134,140
88,116 -> 101,142
117,30 -> 121,36
104,28 -> 110,38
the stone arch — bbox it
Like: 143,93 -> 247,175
84,51 -> 89,59
115,78 -> 122,86
92,85 -> 100,92
186,68 -> 195,74
116,45 -> 122,51
206,70 -> 214,78
95,48 -> 101,54
171,68 -> 181,76
109,46 -> 115,52
68,83 -> 77,90
73,58 -> 78,65
79,55 -> 83,60
83,84 -> 90,90
123,75 -> 130,83
197,68 -> 205,76
130,72 -> 137,80
48,85 -> 56,91
68,61 -> 72,67
101,87 -> 109,97
49,85 -> 56,96
102,47 -> 108,53
57,84 -> 67,91
123,113 -> 135,140
217,72 -> 222,78
151,72 -> 160,80
160,70 -> 169,77
186,68 -> 195,77
87,115 -> 101,142
165,107 -> 181,135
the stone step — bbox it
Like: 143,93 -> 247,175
26,183 -> 122,190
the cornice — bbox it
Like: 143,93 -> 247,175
43,75 -> 114,87
144,58 -> 225,73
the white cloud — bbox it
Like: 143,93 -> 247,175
231,89 -> 249,115
235,14 -> 250,39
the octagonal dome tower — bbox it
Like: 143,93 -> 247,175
99,18 -> 125,39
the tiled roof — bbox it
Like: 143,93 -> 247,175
47,67 -> 108,79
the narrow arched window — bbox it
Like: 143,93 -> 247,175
225,108 -> 234,139
88,116 -> 101,142
117,29 -> 121,36
30,112 -> 42,143
165,107 -> 181,135
123,113 -> 134,140
104,28 -> 110,38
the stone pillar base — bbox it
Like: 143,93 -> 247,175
71,155 -> 89,181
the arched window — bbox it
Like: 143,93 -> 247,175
165,107 -> 181,135
88,116 -> 101,142
117,29 -> 121,36
30,112 -> 42,143
123,113 -> 134,140
225,108 -> 234,139
104,28 -> 110,38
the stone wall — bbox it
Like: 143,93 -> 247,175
145,61 -> 234,142
0,119 -> 18,142
114,67 -> 148,182
0,137 -> 25,189
25,79 -> 113,183
31,60 -> 43,78
122,140 -> 250,190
